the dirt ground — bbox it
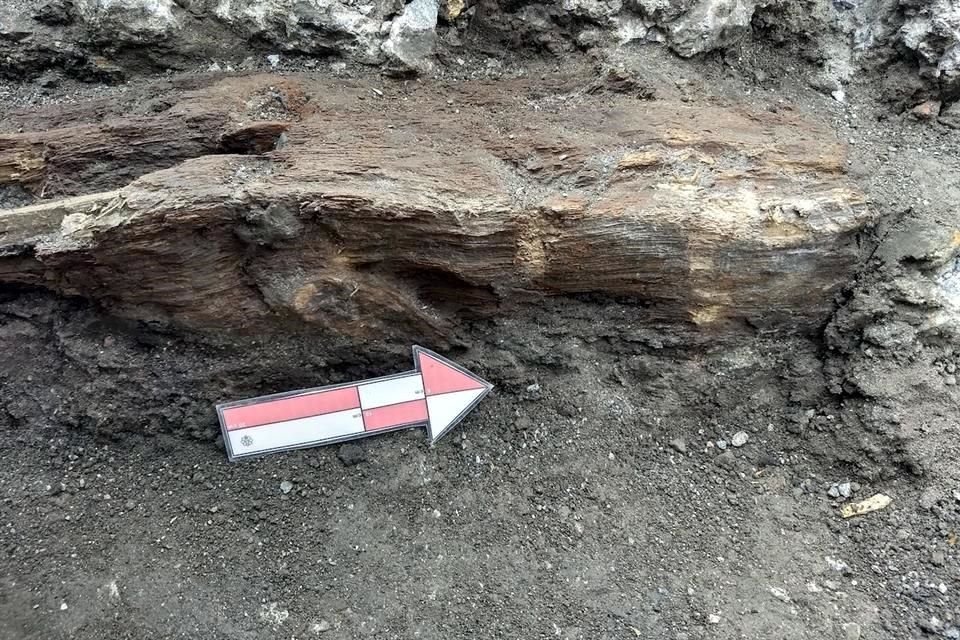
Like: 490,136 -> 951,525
2,43 -> 960,640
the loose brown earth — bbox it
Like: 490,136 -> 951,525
1,50 -> 959,640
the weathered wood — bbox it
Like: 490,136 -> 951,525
0,74 -> 874,343
0,75 -> 305,197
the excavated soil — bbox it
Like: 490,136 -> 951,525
2,48 -> 960,640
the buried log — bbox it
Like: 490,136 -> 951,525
0,74 -> 874,344
0,75 -> 304,197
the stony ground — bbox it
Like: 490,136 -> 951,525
2,46 -> 960,640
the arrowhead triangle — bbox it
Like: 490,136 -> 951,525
413,347 -> 492,443
417,350 -> 488,396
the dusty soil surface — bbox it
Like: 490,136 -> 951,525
2,48 -> 960,640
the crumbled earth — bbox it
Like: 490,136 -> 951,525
2,8 -> 960,640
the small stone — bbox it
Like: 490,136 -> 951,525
831,88 -> 845,103
60,602 -> 68,611
757,453 -> 779,467
825,556 -> 852,574
828,484 -> 841,498
707,614 -> 721,624
310,619 -> 333,633
267,54 -> 281,68
842,622 -> 861,640
911,100 -> 941,120
713,451 -> 736,469
921,616 -> 943,634
769,586 -> 790,602
946,362 -> 957,374
931,551 -> 946,567
38,72 -> 61,90
337,443 -> 366,466
945,375 -> 957,386
526,382 -> 541,393
280,480 -> 293,494
439,0 -> 465,20
731,431 -> 749,447
208,62 -> 222,72
669,438 -> 687,454
837,482 -> 852,498
124,500 -> 135,510
716,439 -> 728,451
944,627 -> 960,640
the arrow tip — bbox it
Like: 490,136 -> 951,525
413,346 -> 492,443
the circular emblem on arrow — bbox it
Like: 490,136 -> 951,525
240,435 -> 253,447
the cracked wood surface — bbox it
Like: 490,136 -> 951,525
0,73 -> 873,344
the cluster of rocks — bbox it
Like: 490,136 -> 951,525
0,0 -> 959,99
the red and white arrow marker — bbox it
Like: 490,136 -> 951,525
216,346 -> 493,461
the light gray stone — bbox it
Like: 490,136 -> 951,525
381,0 -> 439,73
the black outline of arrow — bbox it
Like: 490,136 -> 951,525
216,346 -> 493,462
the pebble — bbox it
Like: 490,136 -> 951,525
944,627 -> 960,640
842,622 -> 861,640
716,439 -> 728,451
945,375 -> 957,386
280,480 -> 293,494
827,482 -> 852,499
124,500 -> 135,510
310,619 -> 333,633
731,431 -> 749,447
707,614 -> 721,624
267,54 -> 281,68
669,438 -> 687,454
921,616 -> 944,634
826,556 -> 852,574
60,602 -> 68,611
911,100 -> 941,120
337,444 -> 366,466
769,586 -> 790,602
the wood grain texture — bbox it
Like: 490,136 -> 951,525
0,74 -> 874,343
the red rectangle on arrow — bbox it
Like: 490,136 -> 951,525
362,399 -> 428,431
222,386 -> 361,431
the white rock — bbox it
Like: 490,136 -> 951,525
666,0 -> 767,57
842,622 -> 861,640
381,0 -> 439,73
769,586 -> 791,602
731,431 -> 749,447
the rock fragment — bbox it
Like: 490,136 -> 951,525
382,0 -> 439,74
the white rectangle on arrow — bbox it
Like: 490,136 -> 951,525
357,374 -> 424,410
227,408 -> 364,457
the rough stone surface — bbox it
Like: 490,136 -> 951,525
0,0 -> 956,95
381,0 -> 439,73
